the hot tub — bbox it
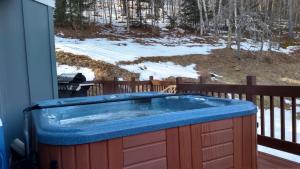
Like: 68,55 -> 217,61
32,92 -> 257,169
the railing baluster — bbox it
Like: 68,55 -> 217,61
292,97 -> 297,143
270,96 -> 275,138
280,97 -> 285,140
99,83 -> 102,95
93,83 -> 102,96
96,83 -> 99,95
260,95 -> 265,136
239,93 -> 243,100
95,84 -> 97,95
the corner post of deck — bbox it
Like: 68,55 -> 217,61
149,76 -> 154,91
246,75 -> 257,104
131,77 -> 136,93
246,75 -> 258,169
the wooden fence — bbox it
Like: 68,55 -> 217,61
62,75 -> 300,156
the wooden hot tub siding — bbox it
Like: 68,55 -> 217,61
38,115 -> 257,169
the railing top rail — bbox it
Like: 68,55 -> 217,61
251,85 -> 300,97
177,83 -> 300,97
86,80 -> 176,86
177,83 -> 247,93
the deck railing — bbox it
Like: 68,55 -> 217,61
86,76 -> 176,96
61,75 -> 300,156
177,76 -> 300,156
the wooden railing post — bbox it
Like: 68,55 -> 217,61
246,75 -> 257,104
199,76 -> 207,84
199,76 -> 205,95
175,77 -> 182,93
176,77 -> 182,85
113,77 -> 118,93
149,76 -> 154,92
103,77 -> 118,94
131,77 -> 136,93
246,75 -> 258,169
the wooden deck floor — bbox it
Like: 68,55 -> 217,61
258,152 -> 300,169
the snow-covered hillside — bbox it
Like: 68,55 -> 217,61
55,36 -> 299,80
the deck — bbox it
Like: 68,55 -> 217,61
258,152 -> 300,169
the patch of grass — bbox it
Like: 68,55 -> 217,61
56,51 -> 138,80
280,37 -> 300,49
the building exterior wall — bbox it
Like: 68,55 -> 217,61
0,0 -> 58,148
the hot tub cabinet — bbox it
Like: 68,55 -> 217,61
33,93 -> 257,169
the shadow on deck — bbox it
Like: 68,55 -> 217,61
258,152 -> 300,169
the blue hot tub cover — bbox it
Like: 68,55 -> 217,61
32,92 -> 257,145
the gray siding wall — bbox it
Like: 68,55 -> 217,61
0,0 -> 58,147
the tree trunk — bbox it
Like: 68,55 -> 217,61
216,0 -> 223,34
202,0 -> 208,29
212,0 -> 217,35
114,0 -> 118,20
233,0 -> 241,58
197,0 -> 204,35
126,0 -> 130,32
268,0 -> 273,51
151,0 -> 155,26
234,0 -> 238,34
227,19 -> 232,48
109,0 -> 113,25
288,0 -> 294,38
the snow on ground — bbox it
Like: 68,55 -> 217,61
56,64 -> 95,81
55,36 -> 227,65
285,98 -> 300,105
232,39 -> 300,54
119,62 -> 198,80
56,36 -> 299,66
